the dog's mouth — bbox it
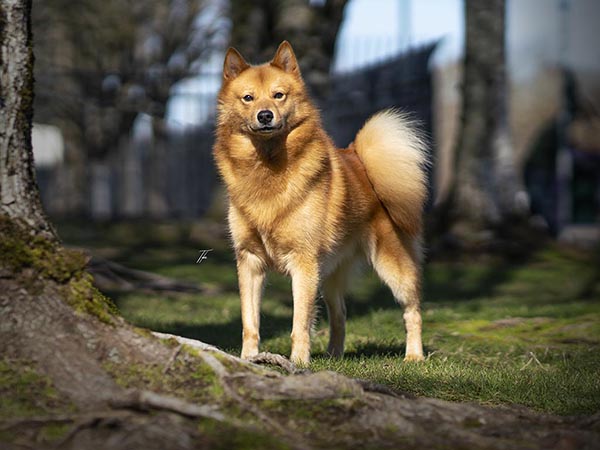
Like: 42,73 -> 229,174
249,124 -> 284,135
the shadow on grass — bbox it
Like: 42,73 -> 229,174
150,320 -> 243,352
339,341 -> 406,359
423,259 -> 531,303
111,306 -> 292,353
341,255 -> 535,318
313,341 -> 436,360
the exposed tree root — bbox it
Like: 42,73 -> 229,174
162,344 -> 183,374
198,352 -> 306,448
86,256 -> 203,293
110,389 -> 225,420
248,352 -> 308,374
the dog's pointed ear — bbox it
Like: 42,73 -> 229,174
270,41 -> 299,75
223,47 -> 250,81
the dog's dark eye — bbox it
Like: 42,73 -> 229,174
274,92 -> 285,100
242,94 -> 254,102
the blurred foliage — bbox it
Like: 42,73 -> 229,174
32,0 -> 226,158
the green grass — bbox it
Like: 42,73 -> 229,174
58,220 -> 600,416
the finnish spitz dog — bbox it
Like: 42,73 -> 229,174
214,41 -> 427,365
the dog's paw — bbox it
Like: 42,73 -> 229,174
403,353 -> 425,363
290,351 -> 310,367
240,347 -> 259,360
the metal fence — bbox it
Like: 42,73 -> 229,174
324,43 -> 436,147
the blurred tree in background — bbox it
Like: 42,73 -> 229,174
436,0 -> 529,243
229,0 -> 347,97
32,0 -> 229,212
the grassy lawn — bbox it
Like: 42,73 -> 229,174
58,220 -> 600,416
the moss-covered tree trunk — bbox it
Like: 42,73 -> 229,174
0,0 -> 54,238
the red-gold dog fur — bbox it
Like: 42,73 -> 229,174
213,41 -> 427,365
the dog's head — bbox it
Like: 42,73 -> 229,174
217,41 -> 312,139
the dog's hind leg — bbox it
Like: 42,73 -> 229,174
367,220 -> 424,362
322,262 -> 351,358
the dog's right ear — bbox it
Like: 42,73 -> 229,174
222,47 -> 250,81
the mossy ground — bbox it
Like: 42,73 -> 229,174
56,220 -> 600,416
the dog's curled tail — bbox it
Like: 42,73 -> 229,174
354,109 -> 429,236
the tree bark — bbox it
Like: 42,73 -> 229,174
0,0 -> 54,238
435,0 -> 527,239
453,0 -> 505,229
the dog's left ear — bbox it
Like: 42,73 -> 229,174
270,41 -> 299,75
223,47 -> 250,81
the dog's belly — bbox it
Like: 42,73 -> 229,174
319,238 -> 362,279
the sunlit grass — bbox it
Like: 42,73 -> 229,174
58,221 -> 600,415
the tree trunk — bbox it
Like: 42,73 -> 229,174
436,0 -> 528,240
0,0 -> 54,238
453,0 -> 505,229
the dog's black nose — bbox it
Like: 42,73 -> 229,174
257,110 -> 274,125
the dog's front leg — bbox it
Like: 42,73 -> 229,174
290,262 -> 319,365
237,251 -> 266,359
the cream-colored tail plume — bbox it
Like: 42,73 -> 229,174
354,109 -> 429,236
